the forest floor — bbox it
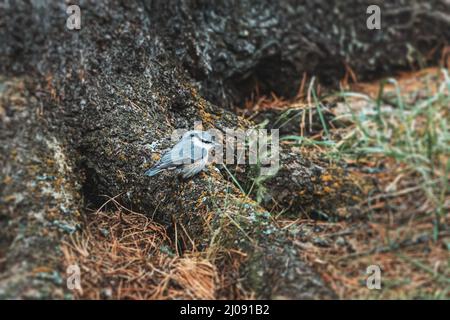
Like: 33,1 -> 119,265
61,67 -> 449,299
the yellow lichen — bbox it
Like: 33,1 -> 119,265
151,153 -> 161,162
321,174 -> 333,182
3,175 -> 12,185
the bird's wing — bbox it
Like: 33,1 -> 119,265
157,141 -> 207,168
180,157 -> 208,179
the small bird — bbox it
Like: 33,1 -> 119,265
145,130 -> 220,179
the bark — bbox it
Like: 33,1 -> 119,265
147,0 -> 450,107
0,76 -> 83,298
0,0 -> 448,298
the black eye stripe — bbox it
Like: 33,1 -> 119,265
188,133 -> 214,144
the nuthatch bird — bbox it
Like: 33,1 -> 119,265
145,130 -> 221,179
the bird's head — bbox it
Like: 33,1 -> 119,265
183,130 -> 221,148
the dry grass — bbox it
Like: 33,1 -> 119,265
277,66 -> 449,299
282,214 -> 449,299
236,61 -> 449,299
61,204 -> 222,299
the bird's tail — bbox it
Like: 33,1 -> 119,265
144,166 -> 163,177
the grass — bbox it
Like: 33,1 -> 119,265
335,69 -> 449,230
281,68 -> 449,227
284,69 -> 450,299
220,126 -> 280,205
61,201 -> 222,299
248,67 -> 449,299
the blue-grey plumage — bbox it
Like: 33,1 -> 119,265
145,130 -> 220,179
144,166 -> 163,177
